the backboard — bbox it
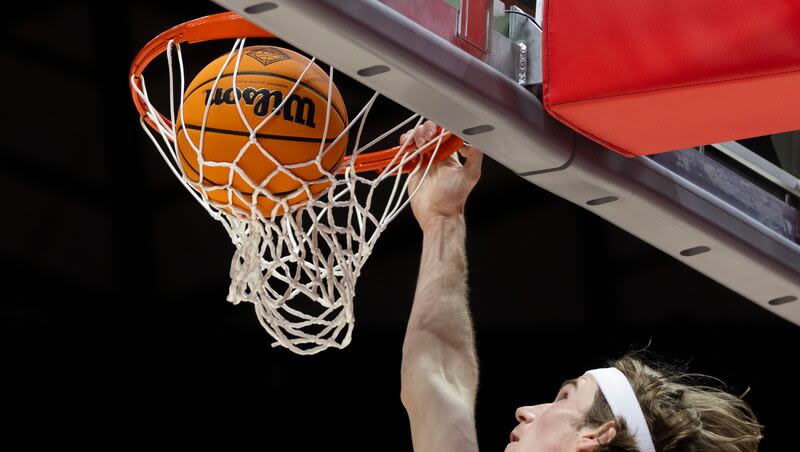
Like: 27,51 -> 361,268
210,0 -> 799,325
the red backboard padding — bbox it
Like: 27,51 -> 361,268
542,0 -> 800,157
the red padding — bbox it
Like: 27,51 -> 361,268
543,0 -> 800,157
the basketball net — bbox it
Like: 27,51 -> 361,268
132,38 -> 454,354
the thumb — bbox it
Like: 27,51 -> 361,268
459,145 -> 483,181
406,165 -> 424,193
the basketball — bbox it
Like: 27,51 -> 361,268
175,45 -> 348,217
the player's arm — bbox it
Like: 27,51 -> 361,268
399,121 -> 483,452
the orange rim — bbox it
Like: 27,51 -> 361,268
129,12 -> 463,175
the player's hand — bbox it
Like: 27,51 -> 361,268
401,120 -> 483,231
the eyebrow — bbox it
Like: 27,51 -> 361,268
559,378 -> 579,392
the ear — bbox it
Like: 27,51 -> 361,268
575,421 -> 617,451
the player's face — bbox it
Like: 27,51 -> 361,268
505,375 -> 599,452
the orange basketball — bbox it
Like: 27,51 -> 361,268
175,46 -> 348,218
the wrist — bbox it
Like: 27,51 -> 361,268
421,214 -> 465,234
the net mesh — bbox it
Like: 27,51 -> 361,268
131,38 -> 446,354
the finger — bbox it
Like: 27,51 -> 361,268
460,145 -> 483,181
423,121 -> 437,140
414,125 -> 426,147
458,143 -> 477,158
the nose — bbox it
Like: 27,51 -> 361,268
515,406 -> 536,423
515,404 -> 551,423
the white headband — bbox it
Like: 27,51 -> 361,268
585,368 -> 656,452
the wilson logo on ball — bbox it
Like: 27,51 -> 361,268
203,87 -> 317,127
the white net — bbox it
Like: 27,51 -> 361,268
131,38 -> 449,354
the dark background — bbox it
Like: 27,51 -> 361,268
1,1 -> 796,448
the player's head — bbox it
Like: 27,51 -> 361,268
507,354 -> 763,452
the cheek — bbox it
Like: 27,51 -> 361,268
518,412 -> 576,452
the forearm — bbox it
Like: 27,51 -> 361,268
401,214 -> 478,403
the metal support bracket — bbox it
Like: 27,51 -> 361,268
507,5 -> 542,86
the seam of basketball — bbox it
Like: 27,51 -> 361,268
175,125 -> 347,198
179,123 -> 343,144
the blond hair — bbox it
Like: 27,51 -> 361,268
584,354 -> 763,451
